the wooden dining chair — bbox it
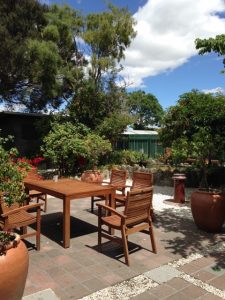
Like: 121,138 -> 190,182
97,187 -> 157,266
0,200 -> 43,250
115,171 -> 154,218
25,168 -> 48,212
91,169 -> 127,213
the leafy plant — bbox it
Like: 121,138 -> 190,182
41,122 -> 112,175
0,135 -> 29,206
0,232 -> 16,255
160,90 -> 225,188
107,150 -> 148,166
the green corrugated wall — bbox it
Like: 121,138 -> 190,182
117,134 -> 164,158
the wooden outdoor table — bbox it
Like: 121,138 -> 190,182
24,178 -> 115,248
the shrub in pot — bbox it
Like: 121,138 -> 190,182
160,90 -> 225,232
0,135 -> 30,300
189,129 -> 225,232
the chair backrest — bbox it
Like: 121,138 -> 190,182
132,172 -> 153,190
124,187 -> 153,226
0,199 -> 19,216
110,169 -> 127,189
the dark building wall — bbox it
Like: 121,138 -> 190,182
0,112 -> 46,157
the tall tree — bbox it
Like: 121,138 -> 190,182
0,2 -> 84,111
23,4 -> 84,111
68,4 -> 136,128
127,90 -> 164,129
0,2 -> 136,117
0,0 -> 48,107
195,34 -> 225,72
82,4 -> 136,84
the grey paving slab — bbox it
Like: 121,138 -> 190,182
144,265 -> 182,284
23,288 -> 60,300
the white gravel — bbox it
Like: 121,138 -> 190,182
124,180 -> 194,212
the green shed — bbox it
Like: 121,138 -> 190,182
116,130 -> 163,158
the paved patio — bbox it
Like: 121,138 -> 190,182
22,186 -> 225,300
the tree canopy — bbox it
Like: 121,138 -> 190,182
0,1 -> 136,115
67,5 -> 136,129
0,0 -> 48,108
126,90 -> 164,129
160,90 -> 225,166
195,34 -> 225,72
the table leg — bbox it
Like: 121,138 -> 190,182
63,197 -> 70,248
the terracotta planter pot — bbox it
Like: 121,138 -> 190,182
0,233 -> 29,300
81,170 -> 103,183
191,189 -> 225,232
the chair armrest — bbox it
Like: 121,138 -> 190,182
96,203 -> 126,219
1,203 -> 43,217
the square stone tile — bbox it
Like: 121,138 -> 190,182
166,277 -> 190,291
22,288 -> 60,300
163,291 -> 192,300
208,273 -> 225,290
193,270 -> 216,282
181,284 -> 206,299
145,265 -> 181,284
150,283 -> 177,298
132,291 -> 158,299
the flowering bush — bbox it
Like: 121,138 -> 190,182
0,135 -> 29,206
16,157 -> 44,180
32,157 -> 44,166
16,156 -> 44,167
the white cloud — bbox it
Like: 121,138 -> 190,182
202,87 -> 224,94
121,0 -> 225,87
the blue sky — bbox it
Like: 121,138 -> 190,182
46,0 -> 225,109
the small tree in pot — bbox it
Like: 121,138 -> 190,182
160,90 -> 225,232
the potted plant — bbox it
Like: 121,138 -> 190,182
188,129 -> 225,232
0,134 -> 30,300
160,91 -> 225,232
81,133 -> 112,183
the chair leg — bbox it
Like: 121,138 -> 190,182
150,208 -> 155,222
121,226 -> 130,266
44,195 -> 47,213
91,196 -> 94,213
98,206 -> 102,252
148,220 -> 157,254
22,226 -> 27,235
36,207 -> 41,251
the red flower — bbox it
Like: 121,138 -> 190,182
32,157 -> 44,166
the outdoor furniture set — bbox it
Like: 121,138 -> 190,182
0,170 -> 156,265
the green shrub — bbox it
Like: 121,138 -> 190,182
0,135 -> 29,206
106,150 -> 148,166
41,122 -> 112,175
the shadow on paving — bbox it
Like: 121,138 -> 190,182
86,240 -> 151,265
30,212 -> 97,246
154,208 -> 225,268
